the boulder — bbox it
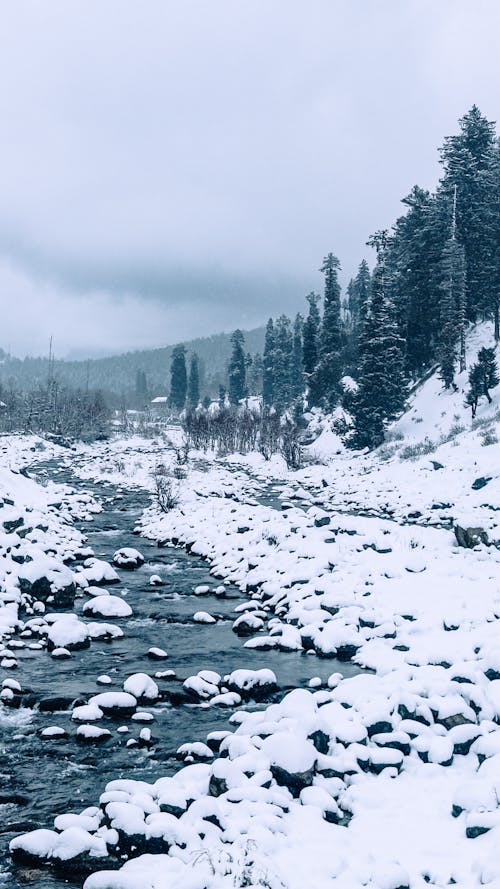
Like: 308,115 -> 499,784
454,525 -> 489,548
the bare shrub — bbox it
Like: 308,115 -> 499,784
152,464 -> 180,512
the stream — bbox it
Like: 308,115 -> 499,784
0,458 -> 359,888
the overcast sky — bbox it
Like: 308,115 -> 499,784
0,1 -> 498,358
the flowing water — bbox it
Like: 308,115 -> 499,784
0,460 -> 360,887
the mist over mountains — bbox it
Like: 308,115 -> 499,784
0,327 -> 265,404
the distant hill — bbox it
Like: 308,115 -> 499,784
0,327 -> 266,404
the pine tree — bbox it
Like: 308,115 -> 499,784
352,231 -> 407,448
302,292 -> 321,407
187,353 -> 200,408
228,329 -> 246,405
291,313 -> 303,400
262,318 -> 275,407
439,186 -> 467,387
248,352 -> 263,395
439,106 -> 498,325
317,253 -> 343,406
169,345 -> 187,410
466,346 -> 499,416
346,260 -> 371,371
273,315 -> 293,413
135,369 -> 148,407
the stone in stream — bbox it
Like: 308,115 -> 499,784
123,673 -> 159,702
112,547 -> 145,569
83,595 -> 133,619
232,611 -> 265,636
146,646 -> 168,660
89,691 -> 138,717
40,726 -> 68,740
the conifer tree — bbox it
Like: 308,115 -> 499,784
317,253 -> 343,406
273,315 -> 293,412
302,292 -> 321,407
352,231 -> 407,448
169,345 -> 187,410
291,313 -> 303,400
439,105 -> 497,325
187,353 -> 200,408
248,352 -> 263,395
466,346 -> 499,416
228,329 -> 246,405
439,186 -> 467,387
262,318 -> 275,407
135,369 -> 148,407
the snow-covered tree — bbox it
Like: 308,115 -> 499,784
187,353 -> 200,408
317,253 -> 343,406
302,292 -> 321,407
352,231 -> 407,448
170,345 -> 187,410
228,330 -> 246,405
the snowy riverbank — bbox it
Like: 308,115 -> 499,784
6,329 -> 500,889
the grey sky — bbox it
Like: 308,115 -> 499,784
0,0 -> 498,358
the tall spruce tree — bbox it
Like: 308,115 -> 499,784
273,315 -> 293,413
438,106 -> 498,326
187,353 -> 200,408
317,254 -> 343,406
169,345 -> 187,410
302,292 -> 321,407
262,318 -> 275,407
248,352 -> 263,395
439,186 -> 467,387
353,231 -> 407,448
135,369 -> 148,407
228,329 -> 246,405
291,313 -> 304,400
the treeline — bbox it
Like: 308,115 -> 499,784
178,106 -> 498,451
0,328 -> 266,408
0,379 -> 110,441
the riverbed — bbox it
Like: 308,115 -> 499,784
1,458 -> 358,888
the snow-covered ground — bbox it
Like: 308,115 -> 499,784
6,323 -> 500,889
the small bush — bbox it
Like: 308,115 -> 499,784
400,438 -> 436,461
480,428 -> 498,446
152,465 -> 180,512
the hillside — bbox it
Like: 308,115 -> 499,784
0,326 -> 266,401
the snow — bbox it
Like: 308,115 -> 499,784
123,673 -> 159,700
83,595 -> 133,618
7,324 -> 500,889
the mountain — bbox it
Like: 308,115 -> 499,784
0,327 -> 266,403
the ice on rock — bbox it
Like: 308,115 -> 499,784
76,725 -> 112,743
79,559 -> 120,585
123,673 -> 159,701
72,702 -> 104,722
83,595 -> 133,618
193,611 -> 216,623
89,692 -> 137,715
97,675 -> 113,685
40,726 -> 68,739
46,616 -> 90,651
149,574 -> 163,586
51,647 -> 72,659
146,646 -> 168,660
112,548 -> 145,569
225,668 -> 277,698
